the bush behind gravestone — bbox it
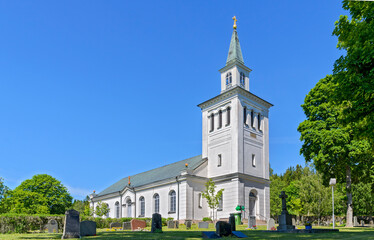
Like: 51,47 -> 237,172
0,214 -> 64,233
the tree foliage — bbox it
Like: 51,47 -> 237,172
202,178 -> 224,221
331,1 -> 374,143
95,201 -> 110,217
2,174 -> 72,214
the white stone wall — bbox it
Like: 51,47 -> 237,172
92,195 -> 121,218
240,178 -> 270,220
215,179 -> 239,219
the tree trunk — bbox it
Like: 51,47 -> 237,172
346,165 -> 353,227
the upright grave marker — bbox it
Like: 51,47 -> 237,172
80,221 -> 96,237
151,213 -> 163,233
62,209 -> 80,239
46,219 -> 58,233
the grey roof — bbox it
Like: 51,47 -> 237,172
96,155 -> 203,197
226,29 -> 244,65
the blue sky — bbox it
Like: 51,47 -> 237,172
0,1 -> 347,200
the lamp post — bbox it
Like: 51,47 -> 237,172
329,178 -> 336,229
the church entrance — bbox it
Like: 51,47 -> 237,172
127,199 -> 132,217
248,190 -> 257,217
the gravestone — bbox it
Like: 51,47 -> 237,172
229,214 -> 236,232
130,219 -> 147,230
62,209 -> 80,239
232,231 -> 247,238
361,220 -> 365,227
370,220 -> 373,225
167,220 -> 179,229
46,219 -> 58,233
123,222 -> 131,230
248,216 -> 256,229
151,213 -> 163,233
185,220 -> 192,229
202,231 -> 220,239
277,191 -> 295,231
110,222 -> 121,229
215,221 -> 232,237
267,218 -> 275,230
80,221 -> 96,237
354,216 -> 358,227
292,217 -> 296,226
199,221 -> 209,229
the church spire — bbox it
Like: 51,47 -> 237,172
226,16 -> 244,65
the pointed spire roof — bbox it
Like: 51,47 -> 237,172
226,29 -> 244,65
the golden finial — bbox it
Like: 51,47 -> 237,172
232,16 -> 237,29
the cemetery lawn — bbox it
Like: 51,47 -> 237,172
1,225 -> 374,239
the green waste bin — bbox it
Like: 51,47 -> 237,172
233,212 -> 242,225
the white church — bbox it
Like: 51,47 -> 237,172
90,19 -> 273,222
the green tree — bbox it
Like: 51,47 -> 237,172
298,76 -> 372,226
331,1 -> 374,144
269,175 -> 286,218
352,182 -> 374,220
202,178 -> 224,221
95,201 -> 110,217
3,174 -> 72,214
285,181 -> 302,217
0,177 -> 10,213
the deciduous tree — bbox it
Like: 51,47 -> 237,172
202,178 -> 224,221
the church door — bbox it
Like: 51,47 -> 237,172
127,200 -> 132,217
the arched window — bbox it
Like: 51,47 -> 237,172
210,113 -> 214,132
218,194 -> 223,210
126,198 -> 132,217
226,107 -> 231,126
240,72 -> 245,87
251,110 -> 254,127
243,107 -> 247,125
258,113 -> 261,130
106,204 -> 110,218
169,190 -> 176,213
115,201 -> 120,218
226,72 -> 232,86
139,197 -> 145,217
154,194 -> 160,213
218,110 -> 222,129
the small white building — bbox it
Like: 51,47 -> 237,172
90,24 -> 273,222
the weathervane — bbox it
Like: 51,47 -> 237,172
233,16 -> 237,29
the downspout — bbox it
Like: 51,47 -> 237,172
134,187 -> 136,218
176,176 -> 179,220
120,193 -> 122,218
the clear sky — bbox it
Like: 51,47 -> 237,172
0,1 -> 348,200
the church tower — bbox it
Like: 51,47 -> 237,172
198,17 -> 272,220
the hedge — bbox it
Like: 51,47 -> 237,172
0,214 -> 174,233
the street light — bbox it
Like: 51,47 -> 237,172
329,178 -> 336,229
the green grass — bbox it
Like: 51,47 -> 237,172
1,225 -> 374,240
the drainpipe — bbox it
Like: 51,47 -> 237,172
134,187 -> 136,218
120,193 -> 123,218
176,176 -> 179,220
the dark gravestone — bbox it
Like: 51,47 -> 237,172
198,222 -> 209,229
46,219 -> 58,233
277,191 -> 295,231
62,209 -> 80,239
110,222 -> 121,229
202,231 -> 221,239
232,231 -> 248,238
215,221 -> 232,237
229,214 -> 236,232
185,220 -> 192,229
80,221 -> 96,237
123,222 -> 131,230
151,213 -> 163,233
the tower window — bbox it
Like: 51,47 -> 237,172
226,107 -> 231,126
210,114 -> 214,132
252,154 -> 256,167
218,154 -> 222,167
226,72 -> 232,86
240,72 -> 245,87
258,113 -> 261,130
243,107 -> 247,125
251,110 -> 254,128
218,110 -> 222,129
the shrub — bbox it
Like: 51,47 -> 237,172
0,214 -> 64,233
202,217 -> 212,222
